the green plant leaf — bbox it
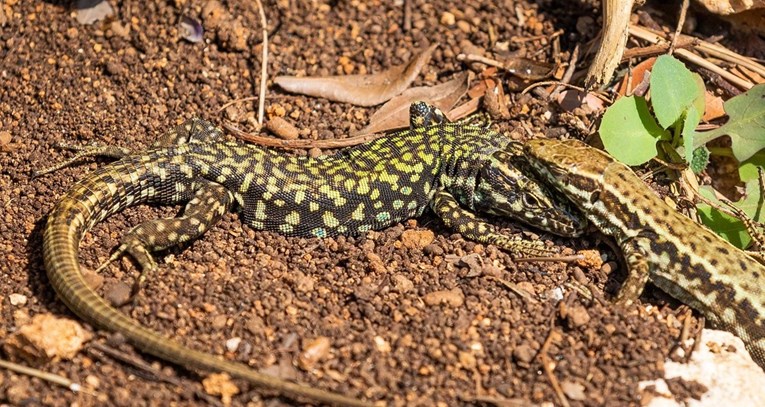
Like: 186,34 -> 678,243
599,96 -> 670,165
682,104 -> 702,161
697,179 -> 765,249
693,84 -> 765,162
740,151 -> 765,181
650,55 -> 705,129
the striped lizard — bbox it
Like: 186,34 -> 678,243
41,103 -> 586,405
524,138 -> 765,369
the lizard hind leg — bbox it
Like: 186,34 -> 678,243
34,144 -> 132,177
35,118 -> 223,177
97,182 -> 235,301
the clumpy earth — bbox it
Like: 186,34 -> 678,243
0,0 -> 733,405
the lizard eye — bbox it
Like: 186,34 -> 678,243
522,193 -> 540,207
589,191 -> 600,204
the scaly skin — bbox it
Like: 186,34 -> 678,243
41,103 -> 585,405
524,138 -> 765,369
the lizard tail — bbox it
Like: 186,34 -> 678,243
43,160 -> 371,407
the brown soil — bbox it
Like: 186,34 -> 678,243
0,1 -> 717,406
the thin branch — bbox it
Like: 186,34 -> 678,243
403,0 -> 411,32
669,0 -> 690,55
629,24 -> 757,89
622,37 -> 697,61
550,43 -> 580,100
88,342 -> 181,386
255,0 -> 269,125
0,358 -> 91,394
538,327 -> 570,407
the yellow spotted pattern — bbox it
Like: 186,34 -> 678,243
41,105 -> 588,406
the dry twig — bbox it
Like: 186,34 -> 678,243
538,327 -> 570,407
629,25 -> 757,89
622,37 -> 697,61
0,358 -> 90,394
550,43 -> 580,99
254,0 -> 269,125
669,0 -> 690,55
484,275 -> 539,304
403,0 -> 412,32
88,342 -> 182,385
584,0 -> 635,89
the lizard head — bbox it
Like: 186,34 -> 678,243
472,142 -> 587,237
523,138 -> 612,211
409,101 -> 447,128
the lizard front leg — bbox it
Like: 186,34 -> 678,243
431,190 -> 555,258
613,236 -> 652,306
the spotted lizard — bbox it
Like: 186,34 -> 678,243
41,103 -> 586,406
524,138 -> 765,369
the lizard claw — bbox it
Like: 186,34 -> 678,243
96,241 -> 158,301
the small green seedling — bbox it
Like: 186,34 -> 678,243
598,54 -> 765,248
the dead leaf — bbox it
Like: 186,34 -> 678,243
503,57 -> 555,80
617,57 -> 656,96
703,91 -> 726,121
274,44 -> 438,107
467,67 -> 497,99
353,71 -> 471,135
446,97 -> 481,121
484,79 -> 510,118
556,89 -> 605,112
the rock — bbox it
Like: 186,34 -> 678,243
423,288 -> 465,307
400,229 -> 435,249
202,373 -> 239,406
4,314 -> 92,363
298,336 -> 331,371
8,293 -> 26,306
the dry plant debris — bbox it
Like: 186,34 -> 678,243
274,44 -> 438,106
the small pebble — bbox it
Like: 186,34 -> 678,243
9,294 -> 26,306
513,344 -> 536,364
400,229 -> 435,249
266,116 -> 299,140
440,11 -> 456,26
374,336 -> 391,353
423,288 -> 465,307
0,131 -> 12,146
565,305 -> 591,328
104,282 -> 131,307
298,336 -> 331,370
225,337 -> 242,352
392,274 -> 414,293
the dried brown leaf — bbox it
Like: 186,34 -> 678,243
353,72 -> 472,135
702,91 -> 726,121
446,98 -> 481,121
503,57 -> 554,80
616,57 -> 656,96
274,44 -> 438,107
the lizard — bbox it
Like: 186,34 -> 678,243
40,102 -> 587,406
523,138 -> 765,369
